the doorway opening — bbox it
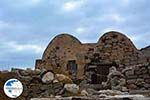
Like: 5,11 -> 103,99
85,63 -> 114,84
67,60 -> 77,75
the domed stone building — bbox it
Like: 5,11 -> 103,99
35,31 -> 147,84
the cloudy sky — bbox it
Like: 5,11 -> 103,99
0,0 -> 150,70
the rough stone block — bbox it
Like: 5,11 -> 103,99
143,74 -> 150,79
145,79 -> 150,83
134,70 -> 142,75
127,79 -> 137,84
126,75 -> 137,79
128,84 -> 137,90
125,70 -> 134,76
144,83 -> 150,88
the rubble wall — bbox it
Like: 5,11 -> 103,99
123,63 -> 150,90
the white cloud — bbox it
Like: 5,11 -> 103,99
76,27 -> 85,33
6,42 -> 44,54
62,1 -> 84,12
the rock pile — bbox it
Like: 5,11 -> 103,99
1,64 -> 150,100
102,66 -> 128,92
0,68 -> 80,100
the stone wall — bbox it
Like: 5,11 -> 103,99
123,63 -> 150,90
141,46 -> 150,62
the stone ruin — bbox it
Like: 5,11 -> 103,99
0,31 -> 150,100
35,31 -> 149,85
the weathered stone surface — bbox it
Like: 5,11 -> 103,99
98,90 -> 126,96
144,83 -> 150,88
56,74 -> 72,83
33,69 -> 41,75
103,67 -> 126,91
41,71 -> 55,83
128,84 -> 137,90
145,79 -> 150,83
81,90 -> 88,96
125,70 -> 134,76
64,84 -> 79,94
127,79 -> 137,84
126,75 -> 137,79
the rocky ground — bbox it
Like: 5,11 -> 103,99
31,95 -> 150,100
0,64 -> 150,100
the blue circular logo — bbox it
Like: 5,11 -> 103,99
3,79 -> 23,98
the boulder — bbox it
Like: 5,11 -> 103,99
128,84 -> 137,89
20,70 -> 30,76
86,88 -> 99,95
53,79 -> 59,83
41,71 -> 55,83
99,94 -> 107,98
81,90 -> 88,96
56,74 -> 72,83
98,90 -> 127,96
64,84 -> 79,94
33,69 -> 41,75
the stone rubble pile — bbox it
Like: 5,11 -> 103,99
0,68 -> 129,99
102,66 -> 128,92
5,68 -> 78,99
1,62 -> 150,99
